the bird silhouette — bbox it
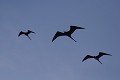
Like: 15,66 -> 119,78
18,30 -> 35,40
82,52 -> 112,64
52,25 -> 85,42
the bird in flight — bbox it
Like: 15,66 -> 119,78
52,25 -> 85,42
82,52 -> 112,64
18,30 -> 35,40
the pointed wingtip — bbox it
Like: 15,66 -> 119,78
109,54 -> 112,56
32,32 -> 36,34
80,27 -> 85,29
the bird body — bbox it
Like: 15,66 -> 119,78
52,26 -> 85,42
82,52 -> 112,64
18,30 -> 35,40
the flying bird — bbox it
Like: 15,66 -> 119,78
52,25 -> 85,42
82,52 -> 112,64
18,30 -> 35,40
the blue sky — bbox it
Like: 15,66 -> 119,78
0,0 -> 120,80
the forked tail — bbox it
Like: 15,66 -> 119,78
69,36 -> 77,42
27,36 -> 31,40
97,59 -> 102,64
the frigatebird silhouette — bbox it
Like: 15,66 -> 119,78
18,30 -> 35,40
82,52 -> 112,64
52,25 -> 85,42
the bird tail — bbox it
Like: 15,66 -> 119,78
69,36 -> 77,42
27,36 -> 31,40
97,59 -> 102,64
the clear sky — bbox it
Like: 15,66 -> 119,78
0,0 -> 120,80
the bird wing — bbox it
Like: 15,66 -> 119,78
52,31 -> 64,42
97,52 -> 112,58
18,31 -> 24,37
31,31 -> 35,34
27,30 -> 35,34
82,55 -> 94,62
68,26 -> 85,34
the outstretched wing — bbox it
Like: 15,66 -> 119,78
18,31 -> 24,37
31,31 -> 35,34
28,30 -> 35,34
68,26 -> 85,34
82,55 -> 94,62
97,52 -> 112,58
52,31 -> 64,42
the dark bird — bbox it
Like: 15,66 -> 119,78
18,30 -> 35,40
52,25 -> 85,42
82,52 -> 112,64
